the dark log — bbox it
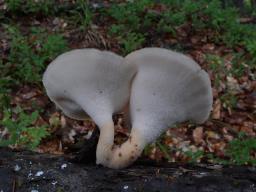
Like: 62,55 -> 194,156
0,147 -> 256,192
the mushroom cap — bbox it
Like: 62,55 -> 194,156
43,48 -> 136,127
125,48 -> 213,143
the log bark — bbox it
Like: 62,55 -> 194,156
0,147 -> 256,192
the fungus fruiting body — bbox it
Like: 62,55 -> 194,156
43,48 -> 136,165
103,48 -> 213,169
43,48 -> 213,169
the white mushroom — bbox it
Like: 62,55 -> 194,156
43,48 -> 136,165
104,48 -> 213,169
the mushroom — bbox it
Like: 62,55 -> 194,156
42,48 -> 136,165
104,48 -> 213,169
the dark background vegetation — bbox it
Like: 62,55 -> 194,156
0,0 -> 255,165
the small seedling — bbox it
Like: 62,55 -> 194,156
0,107 -> 49,150
3,25 -> 68,84
226,132 -> 256,165
184,150 -> 204,163
68,0 -> 92,30
120,33 -> 145,55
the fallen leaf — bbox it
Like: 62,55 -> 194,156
202,43 -> 215,52
193,127 -> 204,144
240,126 -> 255,136
226,76 -> 241,93
206,131 -> 220,140
212,99 -> 221,119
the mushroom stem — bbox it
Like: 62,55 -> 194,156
106,129 -> 146,169
96,121 -> 115,165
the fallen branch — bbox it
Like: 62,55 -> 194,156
0,148 -> 256,192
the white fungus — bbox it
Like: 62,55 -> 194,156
43,47 -> 212,169
106,48 -> 213,169
43,48 -> 136,169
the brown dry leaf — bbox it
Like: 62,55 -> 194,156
193,127 -> 204,144
37,139 -> 63,155
169,137 -> 181,146
164,135 -> 174,146
224,134 -> 234,142
49,112 -> 61,129
148,144 -> 156,160
150,3 -> 168,13
175,26 -> 187,38
60,115 -> 67,128
35,116 -> 48,127
167,126 -> 188,139
73,120 -> 95,134
226,76 -> 241,93
1,39 -> 9,52
225,112 -> 248,125
240,126 -> 255,137
177,140 -> 191,152
212,142 -> 226,155
155,148 -> 165,161
206,131 -> 220,140
212,87 -> 219,98
34,95 -> 49,108
202,43 -> 215,52
243,121 -> 255,129
189,50 -> 205,65
239,17 -> 255,23
190,36 -> 200,44
11,96 -> 22,105
212,99 -> 221,119
245,92 -> 256,110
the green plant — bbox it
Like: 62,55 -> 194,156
225,132 -> 256,165
108,0 -> 152,52
5,0 -> 21,11
157,11 -> 186,35
0,107 -> 49,149
207,54 -> 225,71
201,133 -> 256,165
26,0 -> 54,15
3,25 -> 68,84
68,0 -> 92,30
108,0 -> 152,32
159,0 -> 256,52
245,40 -> 256,64
143,143 -> 154,156
204,153 -> 229,165
230,53 -> 248,77
206,54 -> 227,86
120,32 -> 145,54
156,141 -> 172,161
184,150 -> 204,163
5,0 -> 54,15
107,0 -> 256,61
220,92 -> 238,109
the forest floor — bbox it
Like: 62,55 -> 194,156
0,0 -> 255,166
